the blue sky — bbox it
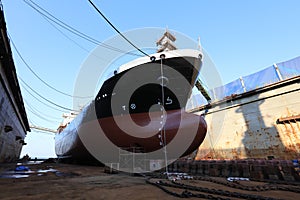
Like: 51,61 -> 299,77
2,0 -> 300,158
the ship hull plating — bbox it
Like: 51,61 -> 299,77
55,108 -> 207,162
55,49 -> 207,163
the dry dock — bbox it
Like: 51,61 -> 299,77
0,161 -> 300,200
186,56 -> 300,160
0,163 -> 300,200
0,5 -> 30,162
1,1 -> 300,199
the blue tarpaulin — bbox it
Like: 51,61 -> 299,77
186,56 -> 300,110
277,56 -> 300,80
242,66 -> 280,91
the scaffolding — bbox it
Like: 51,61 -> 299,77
118,147 -> 146,173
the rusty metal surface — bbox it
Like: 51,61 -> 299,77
277,114 -> 300,123
193,77 -> 300,160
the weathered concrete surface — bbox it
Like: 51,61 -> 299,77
1,162 -> 299,200
169,160 -> 300,182
193,76 -> 300,160
0,7 -> 30,162
0,81 -> 25,162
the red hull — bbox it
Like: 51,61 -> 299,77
55,108 -> 207,161
99,109 -> 207,157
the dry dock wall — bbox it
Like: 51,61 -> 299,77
0,82 -> 26,162
0,6 -> 30,162
167,159 -> 300,181
193,76 -> 300,160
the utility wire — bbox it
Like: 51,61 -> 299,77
27,117 -> 57,135
28,123 -> 56,135
27,117 -> 59,135
19,76 -> 78,112
21,82 -> 69,113
24,0 -> 142,57
26,105 -> 60,124
24,98 -> 62,121
39,12 -> 127,69
28,118 -> 38,127
40,11 -> 117,65
9,33 -> 92,99
87,0 -> 150,57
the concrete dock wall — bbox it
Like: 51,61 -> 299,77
168,159 -> 300,181
193,76 -> 300,160
0,7 -> 30,162
0,82 -> 25,162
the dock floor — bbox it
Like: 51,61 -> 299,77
0,162 -> 299,200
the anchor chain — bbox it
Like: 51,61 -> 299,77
145,173 -> 300,200
192,176 -> 300,193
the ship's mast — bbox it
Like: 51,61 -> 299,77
156,29 -> 177,52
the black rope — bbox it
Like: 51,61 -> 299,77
87,0 -> 150,57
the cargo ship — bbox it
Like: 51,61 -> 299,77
55,31 -> 207,163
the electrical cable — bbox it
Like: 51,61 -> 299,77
24,98 -> 62,121
18,76 -> 78,112
87,0 -> 150,58
20,82 -> 69,113
26,105 -> 60,124
40,13 -> 129,69
28,118 -> 38,127
39,12 -> 121,67
27,117 -> 56,135
24,0 -> 142,57
8,32 -> 93,99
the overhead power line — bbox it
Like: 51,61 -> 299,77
19,76 -> 78,112
87,0 -> 150,58
21,82 -> 70,113
24,98 -> 62,121
24,0 -> 142,57
9,34 -> 92,99
40,11 -> 113,63
38,12 -> 126,69
26,105 -> 60,124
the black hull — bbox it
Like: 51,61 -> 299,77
55,50 -> 207,164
